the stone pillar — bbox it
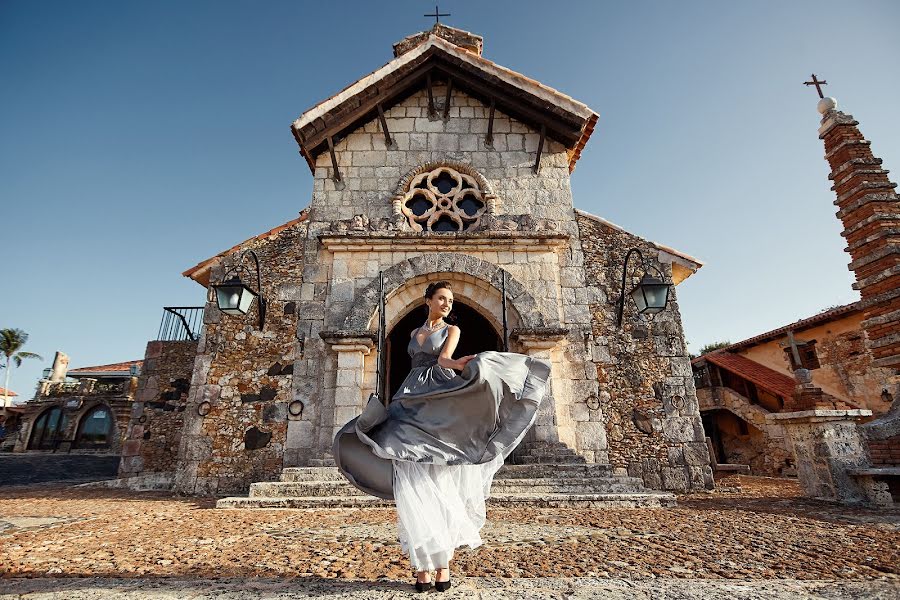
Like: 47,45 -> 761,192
768,409 -> 873,503
517,336 -> 562,444
508,327 -> 597,465
320,331 -> 376,442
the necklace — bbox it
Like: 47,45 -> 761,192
422,318 -> 446,332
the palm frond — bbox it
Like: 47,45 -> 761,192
0,328 -> 29,357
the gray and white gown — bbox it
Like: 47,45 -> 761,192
332,325 -> 551,571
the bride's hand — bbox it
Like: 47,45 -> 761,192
457,355 -> 476,369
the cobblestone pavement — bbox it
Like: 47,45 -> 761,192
1,577 -> 899,599
0,476 -> 898,599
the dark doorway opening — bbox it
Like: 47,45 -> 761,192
385,301 -> 502,401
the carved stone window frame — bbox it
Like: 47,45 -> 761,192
392,162 -> 498,232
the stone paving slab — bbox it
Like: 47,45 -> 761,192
0,577 -> 898,599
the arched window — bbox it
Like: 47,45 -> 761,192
74,405 -> 113,449
28,407 -> 69,450
401,166 -> 486,232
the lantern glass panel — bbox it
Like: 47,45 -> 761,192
630,285 -> 649,313
215,282 -> 256,315
642,283 -> 669,313
237,286 -> 256,313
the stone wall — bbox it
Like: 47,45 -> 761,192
577,213 -> 713,491
173,220 -> 307,495
119,340 -> 197,478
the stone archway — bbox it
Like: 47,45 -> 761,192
342,252 -> 546,333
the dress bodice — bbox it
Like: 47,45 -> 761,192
408,325 -> 450,360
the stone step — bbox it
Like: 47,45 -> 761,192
280,468 -> 347,482
217,491 -> 675,510
280,463 -> 616,482
252,476 -> 648,499
511,456 -> 588,465
251,481 -> 367,498
496,464 -> 614,478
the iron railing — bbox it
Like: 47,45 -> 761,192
157,307 -> 204,341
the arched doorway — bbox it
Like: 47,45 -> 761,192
28,407 -> 69,450
386,301 -> 503,401
74,404 -> 113,449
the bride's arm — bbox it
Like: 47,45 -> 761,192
438,326 -> 476,370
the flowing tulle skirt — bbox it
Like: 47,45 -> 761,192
392,453 -> 505,571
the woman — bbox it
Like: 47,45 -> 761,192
333,280 -> 551,592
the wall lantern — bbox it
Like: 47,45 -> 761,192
211,249 -> 267,330
616,248 -> 671,327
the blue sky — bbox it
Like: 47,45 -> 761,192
2,0 -> 899,399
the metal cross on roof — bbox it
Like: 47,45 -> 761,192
803,73 -> 828,99
424,4 -> 450,24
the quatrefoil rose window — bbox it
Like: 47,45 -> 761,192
401,167 -> 486,232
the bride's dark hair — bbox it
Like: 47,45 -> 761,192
423,281 -> 457,324
424,280 -> 452,299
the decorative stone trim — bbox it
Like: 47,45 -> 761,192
510,327 -> 570,350
318,330 -> 377,352
342,253 -> 546,332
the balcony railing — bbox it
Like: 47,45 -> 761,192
157,307 -> 204,341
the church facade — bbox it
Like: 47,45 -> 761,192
119,25 -> 713,496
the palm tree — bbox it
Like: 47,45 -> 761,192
1,329 -> 42,407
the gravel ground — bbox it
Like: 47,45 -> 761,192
0,475 -> 898,598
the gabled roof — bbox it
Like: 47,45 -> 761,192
723,302 -> 861,352
183,211 -> 309,287
68,360 -> 142,378
574,209 -> 703,285
702,351 -> 797,400
291,33 -> 599,173
0,387 -> 18,397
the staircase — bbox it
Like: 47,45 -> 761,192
510,440 -> 587,464
216,462 -> 676,509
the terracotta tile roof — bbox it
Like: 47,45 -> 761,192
724,302 -> 861,351
703,351 -> 797,400
182,211 -> 309,287
68,360 -> 142,375
0,387 -> 18,397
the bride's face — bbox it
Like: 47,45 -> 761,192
426,288 -> 453,319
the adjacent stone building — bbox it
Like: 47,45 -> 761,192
13,354 -> 140,455
120,24 -> 714,496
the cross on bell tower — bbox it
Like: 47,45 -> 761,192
803,73 -> 828,99
424,4 -> 451,25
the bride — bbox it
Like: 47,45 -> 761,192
333,280 -> 551,592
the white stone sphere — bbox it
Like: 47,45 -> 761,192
817,97 -> 838,114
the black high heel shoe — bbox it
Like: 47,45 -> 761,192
414,574 -> 433,593
435,569 -> 451,592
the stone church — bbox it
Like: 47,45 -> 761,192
118,24 -> 713,499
